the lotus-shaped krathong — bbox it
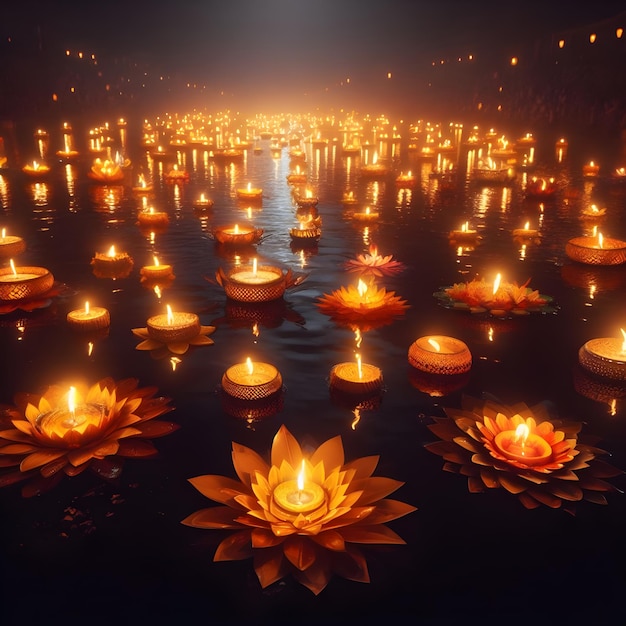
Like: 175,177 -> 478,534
0,378 -> 177,497
426,396 -> 623,512
182,424 -> 416,595
344,245 -> 406,278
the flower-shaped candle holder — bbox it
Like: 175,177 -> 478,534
182,424 -> 416,594
0,378 -> 176,496
289,225 -> 321,244
426,395 -> 622,511
565,235 -> 626,266
0,265 -> 54,301
344,245 -> 406,278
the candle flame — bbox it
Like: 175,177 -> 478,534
1,228 -> 5,238
488,326 -> 494,342
246,357 -> 253,375
427,338 -> 441,352
365,207 -> 371,215
87,341 -> 94,356
252,258 -> 258,275
247,182 -> 252,192
297,459 -> 306,491
514,423 -> 529,444
356,353 -> 362,379
153,256 -> 160,267
524,221 -> 529,230
357,278 -> 368,298
9,259 -> 16,276
461,221 -> 468,232
621,328 -> 626,353
84,301 -> 90,314
154,285 -> 162,300
492,273 -> 501,295
598,232 -> 603,249
68,386 -> 76,415
107,245 -> 116,257
234,224 -> 239,234
166,304 -> 173,325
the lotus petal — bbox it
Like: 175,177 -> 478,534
271,425 -> 302,468
232,442 -> 270,486
284,536 -> 317,570
332,545 -> 370,584
181,506 -> 241,529
214,530 -> 253,561
251,528 -> 284,548
253,545 -> 288,589
310,435 -> 344,473
310,530 -> 346,551
20,449 -> 66,472
189,475 -> 248,504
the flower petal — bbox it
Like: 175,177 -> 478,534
350,476 -> 404,504
214,530 -> 253,561
251,528 -> 284,548
338,524 -> 407,544
181,506 -> 241,529
253,545 -> 288,589
20,450 -> 67,472
310,435 -> 344,473
232,442 -> 270,487
189,475 -> 248,505
271,425 -> 302,469
284,536 -> 317,571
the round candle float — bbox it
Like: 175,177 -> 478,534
582,161 -> 600,178
289,223 -> 321,244
565,232 -> 626,265
329,353 -> 383,395
140,256 -> 174,281
286,167 -> 307,184
512,222 -> 539,238
91,245 -> 134,279
0,260 -> 54,301
132,174 -> 153,194
222,357 -> 283,400
213,223 -> 263,246
351,206 -> 379,221
295,193 -> 319,209
236,183 -> 263,202
22,160 -> 50,177
341,191 -> 359,207
395,171 -> 415,187
580,204 -> 607,220
449,221 -> 479,241
492,422 -> 552,467
0,229 -> 26,259
408,335 -> 472,375
35,386 -> 104,439
273,460 -> 326,514
218,259 -> 286,302
579,329 -> 626,380
67,301 -> 110,332
194,193 -> 214,211
146,305 -> 201,343
137,207 -> 169,228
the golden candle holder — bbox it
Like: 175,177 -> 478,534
0,235 -> 26,259
329,361 -> 383,395
146,311 -> 201,343
221,360 -> 283,401
216,264 -> 288,303
236,186 -> 263,202
0,266 -> 54,301
408,335 -> 472,375
578,338 -> 626,380
91,248 -> 134,279
212,223 -> 263,246
565,236 -> 626,265
66,303 -> 111,332
136,209 -> 169,228
289,226 -> 321,244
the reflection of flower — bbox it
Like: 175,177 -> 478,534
344,245 -> 406,278
317,281 -> 409,331
132,324 -> 215,356
435,277 -> 552,315
182,425 -> 415,594
426,396 -> 622,511
0,378 -> 176,497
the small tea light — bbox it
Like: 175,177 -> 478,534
493,422 -> 552,467
341,191 -> 359,207
213,223 -> 262,245
565,232 -> 626,265
582,161 -> 600,177
289,223 -> 321,243
194,193 -> 214,209
449,221 -> 478,241
513,221 -> 539,238
146,304 -> 201,343
329,353 -> 383,395
295,190 -> 319,208
137,207 -> 169,228
140,256 -> 174,281
0,229 -> 26,259
395,171 -> 415,186
229,258 -> 282,285
273,459 -> 326,514
67,301 -> 110,332
579,329 -> 626,380
351,206 -> 379,221
222,357 -> 283,400
408,335 -> 472,375
93,245 -> 132,265
0,259 -> 54,301
236,182 -> 263,201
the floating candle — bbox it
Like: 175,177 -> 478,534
67,301 -> 111,331
493,422 -> 552,466
329,353 -> 383,395
408,335 -> 472,375
351,206 -> 380,221
221,357 -> 283,400
0,229 -> 26,258
513,221 -> 539,238
147,305 -> 201,343
137,207 -> 169,227
272,459 -> 326,514
449,221 -> 478,240
565,233 -> 626,265
229,259 -> 282,285
0,260 -> 53,300
236,183 -> 262,200
140,256 -> 174,281
579,329 -> 626,380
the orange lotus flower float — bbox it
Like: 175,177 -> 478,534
425,396 -> 622,512
317,278 -> 409,331
0,377 -> 176,497
434,274 -> 553,316
182,424 -> 416,594
87,158 -> 124,184
344,245 -> 406,278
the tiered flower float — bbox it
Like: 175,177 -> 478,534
289,214 -> 322,246
91,245 -> 134,280
426,396 -> 622,512
22,160 -> 50,178
0,378 -> 177,496
182,424 -> 416,594
524,176 -> 558,200
434,273 -> 554,316
87,158 -> 124,184
344,244 -> 406,278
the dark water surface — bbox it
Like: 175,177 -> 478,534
0,119 -> 625,624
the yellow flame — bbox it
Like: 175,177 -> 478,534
252,257 -> 258,275
514,422 -> 530,443
153,256 -> 160,266
427,337 -> 441,352
234,224 -> 239,234
598,232 -> 603,249
1,228 -> 5,238
492,273 -> 501,295
68,386 -> 76,415
9,259 -> 16,276
252,323 -> 259,337
107,245 -> 116,257
166,304 -> 173,325
610,399 -> 617,416
170,356 -> 181,371
488,326 -> 494,342
297,459 -> 306,491
621,328 -> 626,352
154,285 -> 162,299
524,221 -> 529,230
87,341 -> 94,356
84,301 -> 90,314
357,279 -> 368,298
246,357 -> 253,375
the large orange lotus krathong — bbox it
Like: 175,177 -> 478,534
0,378 -> 176,497
317,280 -> 409,332
426,396 -> 622,512
182,425 -> 416,595
344,245 -> 406,278
434,277 -> 553,315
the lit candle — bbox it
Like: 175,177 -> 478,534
329,353 -> 383,394
146,304 -> 201,343
565,233 -> 626,265
493,422 -> 552,466
236,183 -> 262,200
513,221 -> 539,238
67,300 -> 110,331
229,259 -> 282,285
137,206 -> 169,227
272,459 -> 326,514
579,328 -> 626,380
450,221 -> 478,240
140,256 -> 173,280
352,206 -> 380,221
0,260 -> 53,300
408,335 -> 472,375
35,386 -> 104,438
221,357 -> 283,400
